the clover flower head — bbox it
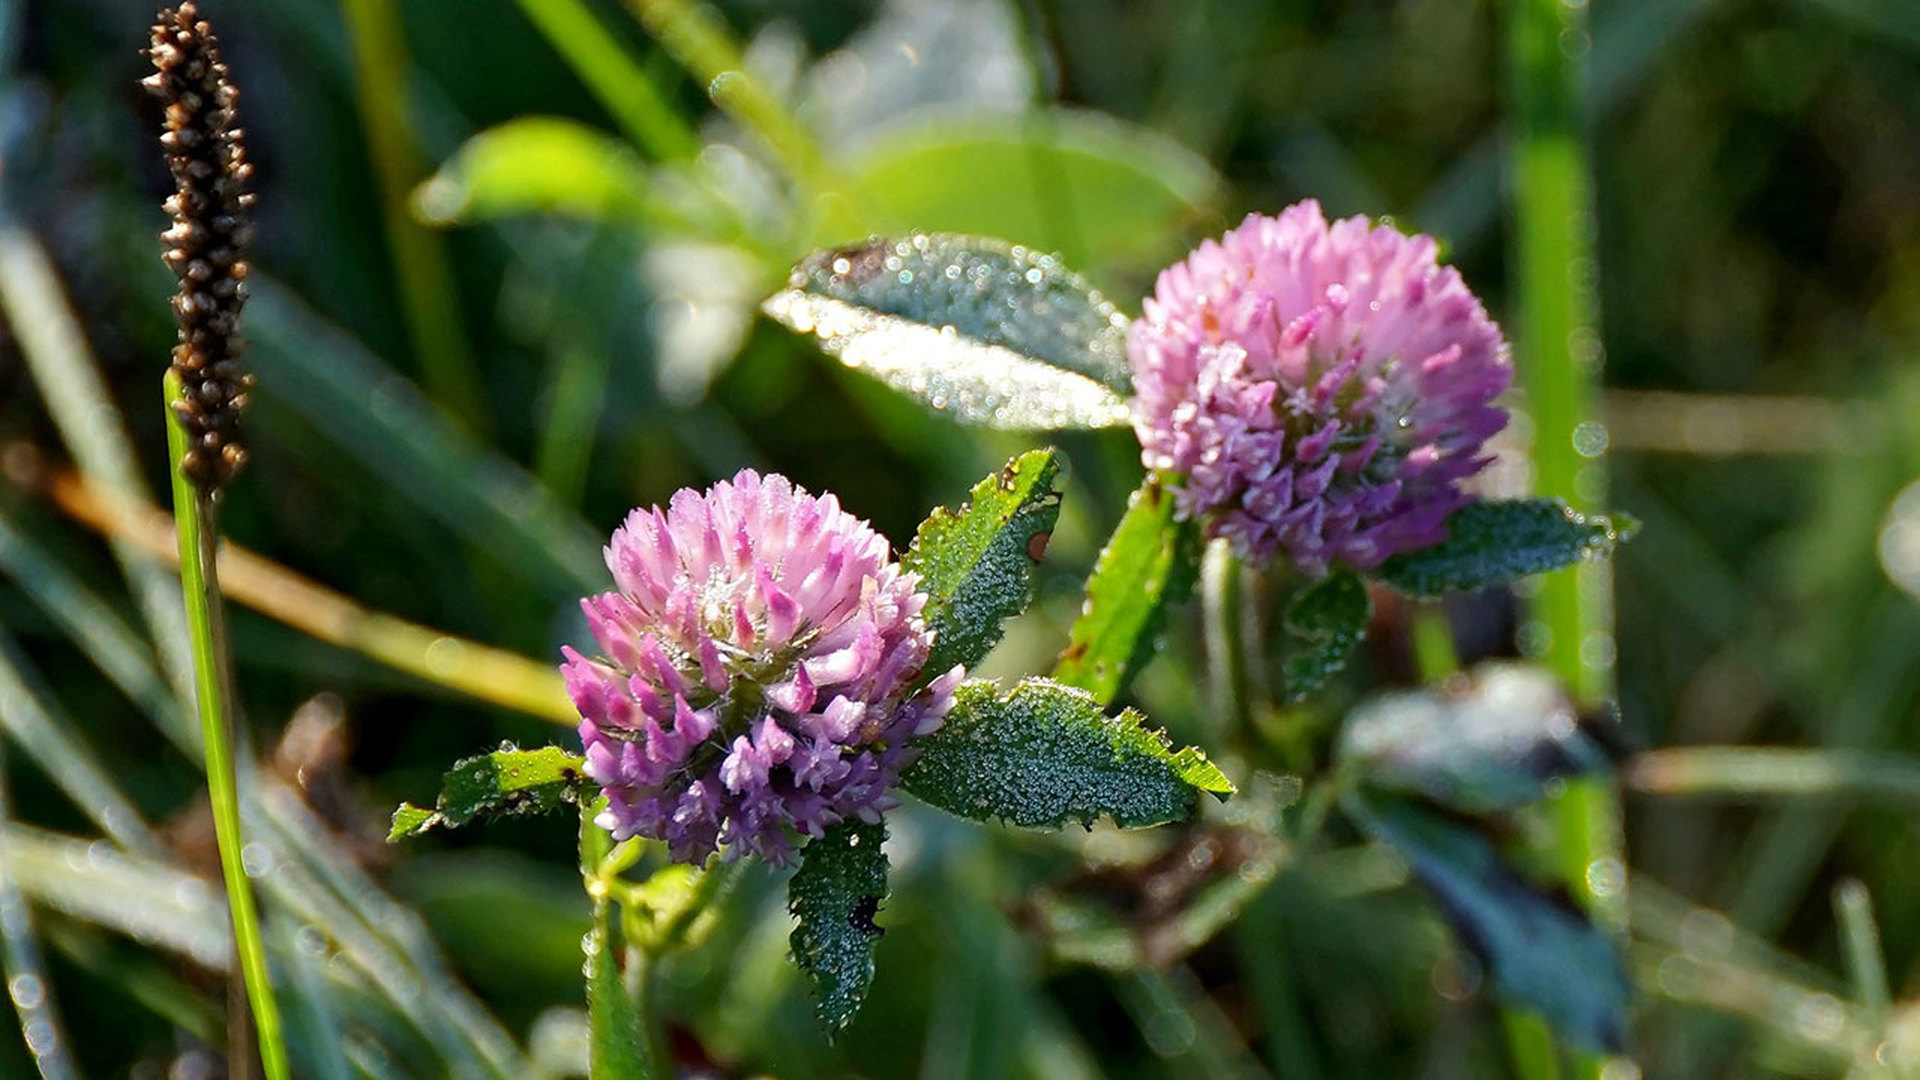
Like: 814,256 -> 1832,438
561,470 -> 959,866
1129,200 -> 1513,575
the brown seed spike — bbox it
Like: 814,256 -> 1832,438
149,2 -> 253,494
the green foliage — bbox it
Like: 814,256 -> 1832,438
389,746 -> 590,841
831,110 -> 1218,271
1279,568 -> 1371,702
582,807 -> 652,1079
1338,664 -> 1611,814
1373,498 -> 1637,596
412,117 -> 656,225
901,450 -> 1062,678
763,234 -> 1134,430
902,678 -> 1233,830
1053,475 -> 1200,705
787,819 -> 890,1034
1345,794 -> 1628,1053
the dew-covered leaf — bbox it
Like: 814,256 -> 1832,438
388,745 -> 590,841
1338,664 -> 1610,814
903,678 -> 1233,830
763,234 -> 1133,430
1345,793 -> 1627,1052
902,449 -> 1062,677
787,819 -> 890,1034
1053,475 -> 1199,705
412,117 -> 655,225
832,110 -> 1219,271
1279,568 -> 1371,703
1372,498 -> 1638,596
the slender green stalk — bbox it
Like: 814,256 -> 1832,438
338,0 -> 488,430
0,225 -> 193,699
625,0 -> 821,187
1832,880 -> 1891,1058
580,804 -> 662,1078
1408,603 -> 1460,684
508,0 -> 697,160
1202,540 -> 1256,737
0,744 -> 78,1080
46,467 -> 574,725
1627,747 -> 1920,803
622,0 -> 858,239
1505,1 -> 1621,1075
165,371 -> 291,1080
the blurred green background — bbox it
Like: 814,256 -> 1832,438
0,0 -> 1917,1075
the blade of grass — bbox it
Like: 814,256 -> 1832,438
0,510 -> 195,750
165,369 -> 292,1080
624,0 -> 846,234
4,823 -> 230,969
0,634 -> 165,856
1114,966 -> 1272,1080
1505,0 -> 1621,1075
1626,747 -> 1920,803
0,224 -> 192,701
1832,879 -> 1891,1069
39,916 -> 222,1044
247,278 -> 602,599
507,0 -> 698,160
252,781 -> 528,1077
338,0 -> 487,429
271,919 -> 354,1080
0,743 -> 78,1080
42,466 -> 572,724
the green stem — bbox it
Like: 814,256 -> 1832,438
164,372 -> 290,1080
1408,603 -> 1460,684
580,804 -> 663,1079
509,0 -> 699,161
1201,539 -> 1256,738
1627,747 -> 1920,803
1506,0 -> 1622,1075
623,0 -> 856,240
1832,879 -> 1892,1061
338,0 -> 488,431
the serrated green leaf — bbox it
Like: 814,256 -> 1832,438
1373,498 -> 1637,596
1279,569 -> 1372,702
787,819 -> 889,1034
902,450 -> 1063,677
412,117 -> 655,225
1053,475 -> 1200,705
1346,793 -> 1627,1052
763,234 -> 1133,430
386,745 -> 589,842
830,110 -> 1219,272
903,678 -> 1233,830
1338,664 -> 1610,813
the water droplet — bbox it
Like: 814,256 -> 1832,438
1877,479 -> 1920,600
241,842 -> 274,878
1579,631 -> 1616,670
1585,856 -> 1624,898
1516,621 -> 1551,657
1571,421 -> 1609,457
8,974 -> 44,1009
